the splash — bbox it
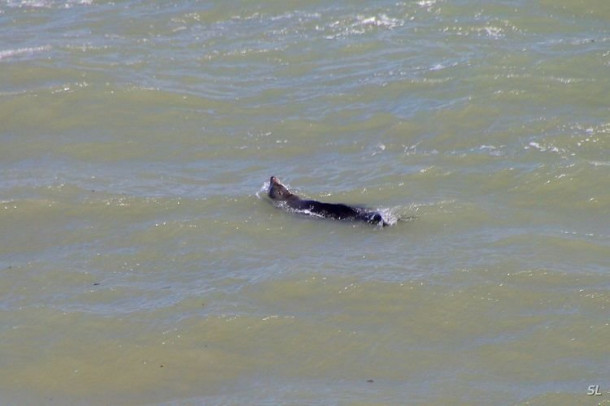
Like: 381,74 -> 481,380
377,207 -> 399,226
255,180 -> 271,200
377,207 -> 417,227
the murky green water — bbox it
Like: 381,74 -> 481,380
1,1 -> 609,404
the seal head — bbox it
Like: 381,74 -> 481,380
268,176 -> 293,201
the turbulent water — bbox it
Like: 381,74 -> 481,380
1,1 -> 609,405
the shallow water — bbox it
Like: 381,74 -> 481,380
1,0 -> 609,405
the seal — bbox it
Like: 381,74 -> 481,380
268,176 -> 388,226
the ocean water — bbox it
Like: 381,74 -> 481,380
1,0 -> 609,405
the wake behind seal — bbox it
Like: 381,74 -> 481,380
267,176 -> 388,227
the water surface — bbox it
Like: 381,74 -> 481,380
1,0 -> 609,404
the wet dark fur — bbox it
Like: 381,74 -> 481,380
268,176 -> 388,226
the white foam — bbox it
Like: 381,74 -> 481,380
324,13 -> 404,39
355,14 -> 403,30
4,0 -> 92,8
590,161 -> 610,167
0,45 -> 51,61
526,141 -> 561,154
417,0 -> 438,7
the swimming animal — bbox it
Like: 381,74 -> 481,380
267,176 -> 388,226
